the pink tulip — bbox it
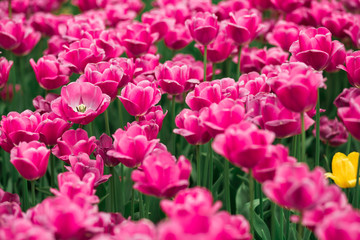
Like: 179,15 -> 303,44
339,51 -> 360,88
35,113 -> 72,146
240,72 -> 270,95
11,27 -> 41,56
30,55 -> 70,90
51,172 -> 98,204
125,120 -> 160,141
289,27 -> 346,71
142,9 -> 174,41
226,9 -> 262,46
72,0 -> 105,12
58,15 -> 105,42
109,57 -> 134,89
322,11 -> 355,39
312,116 -> 348,147
252,144 -> 296,183
95,29 -> 124,61
174,109 -> 211,145
120,22 -> 157,57
186,78 -> 240,111
30,13 -> 69,36
94,134 -> 119,167
133,53 -> 160,77
44,36 -> 69,56
118,80 -> 161,117
132,150 -> 191,198
263,163 -> 328,211
237,47 -> 266,73
105,3 -> 137,27
107,124 -> 159,168
158,211 -> 251,240
0,18 -> 25,50
28,196 -> 98,239
268,62 -> 325,113
266,20 -> 300,51
214,0 -> 251,21
160,187 -> 222,218
334,87 -> 360,108
212,121 -> 275,169
186,12 -> 219,46
77,61 -> 124,99
139,106 -> 168,130
200,98 -> 245,137
270,0 -> 306,13
0,57 -> 13,89
164,24 -> 192,50
337,95 -> 360,141
10,141 -> 50,181
292,185 -> 350,231
315,208 -> 360,240
51,82 -> 110,125
113,220 -> 156,240
0,188 -> 20,204
66,153 -> 111,187
52,128 -> 96,163
33,93 -> 59,114
58,38 -> 105,74
196,23 -> 235,63
155,61 -> 199,95
261,94 -> 314,138
0,218 -> 54,240
0,110 -> 42,152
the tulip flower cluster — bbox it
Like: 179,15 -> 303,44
1,0 -> 360,239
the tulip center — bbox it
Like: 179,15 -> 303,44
76,104 -> 87,113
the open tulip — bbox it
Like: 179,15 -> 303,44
10,141 -> 50,181
51,82 -> 110,125
325,152 -> 360,188
132,150 -> 191,198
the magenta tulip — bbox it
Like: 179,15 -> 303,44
337,95 -> 360,141
186,12 -> 219,46
0,18 -> 25,50
52,128 -> 96,163
10,141 -> 50,181
118,80 -> 161,117
268,62 -> 325,113
312,116 -> 348,147
107,124 -> 159,168
289,27 -> 346,71
339,51 -> 360,88
132,150 -> 191,198
0,57 -> 13,89
66,153 -> 111,187
30,55 -> 70,90
266,20 -> 300,51
51,82 -> 110,125
77,61 -> 124,99
212,121 -> 275,169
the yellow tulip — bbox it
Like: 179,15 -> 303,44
325,152 -> 360,188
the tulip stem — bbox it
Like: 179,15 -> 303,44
172,95 -> 176,155
248,170 -> 254,236
22,179 -> 29,210
224,158 -> 231,212
279,207 -> 284,240
300,112 -> 306,163
131,187 -> 135,219
120,164 -> 125,213
196,145 -> 201,186
285,209 -> 290,240
208,140 -> 213,193
353,156 -> 360,209
31,181 -> 35,206
203,45 -> 208,82
297,213 -> 304,240
315,91 -> 320,168
117,98 -> 123,128
104,109 -> 111,136
237,46 -> 242,79
139,193 -> 144,219
258,182 -> 263,218
346,135 -> 352,154
8,0 -> 12,19
50,153 -> 55,187
89,121 -> 94,136
109,167 -> 116,212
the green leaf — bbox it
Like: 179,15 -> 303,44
235,183 -> 249,214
